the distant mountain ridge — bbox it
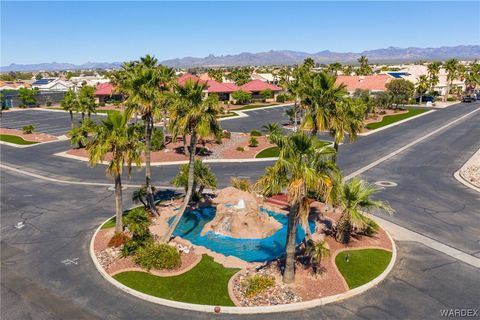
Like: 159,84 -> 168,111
2,45 -> 479,71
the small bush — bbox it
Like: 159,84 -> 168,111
221,130 -> 231,139
250,129 -> 262,137
230,177 -> 252,192
151,128 -> 165,151
46,101 -> 52,106
22,125 -> 34,134
134,243 -> 181,271
236,146 -> 245,152
447,97 -> 456,102
108,232 -> 131,248
276,94 -> 287,103
242,275 -> 275,298
249,137 -> 258,147
99,102 -> 106,107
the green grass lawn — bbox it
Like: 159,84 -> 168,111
101,216 -> 117,229
0,134 -> 38,145
113,255 -> 239,306
366,108 -> 428,130
96,109 -> 121,115
218,111 -> 239,119
255,146 -> 280,158
234,103 -> 277,111
335,249 -> 392,289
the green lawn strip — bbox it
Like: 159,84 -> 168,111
113,255 -> 239,306
95,109 -> 121,115
335,249 -> 392,289
366,108 -> 428,130
255,146 -> 280,158
218,111 -> 239,119
0,134 -> 38,145
101,216 -> 117,229
234,103 -> 277,111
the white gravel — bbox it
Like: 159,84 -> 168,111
460,149 -> 480,188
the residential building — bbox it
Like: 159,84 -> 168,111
335,75 -> 392,93
31,78 -> 73,92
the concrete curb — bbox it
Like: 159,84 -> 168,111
359,109 -> 436,136
453,148 -> 480,193
54,151 -> 278,166
89,216 -> 397,314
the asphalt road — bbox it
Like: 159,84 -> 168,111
1,102 -> 480,319
1,109 -> 105,136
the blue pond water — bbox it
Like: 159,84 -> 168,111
172,206 -> 314,262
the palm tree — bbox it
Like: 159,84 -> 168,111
163,79 -> 222,242
334,177 -> 393,244
171,159 -> 218,197
116,55 -> 172,215
86,112 -> 144,234
78,85 -> 97,119
306,240 -> 330,275
427,62 -> 441,92
444,59 -> 459,100
255,132 -> 338,283
61,89 -> 79,129
68,117 -> 96,149
357,56 -> 372,76
262,123 -> 283,140
302,72 -> 347,137
328,98 -> 365,160
328,62 -> 343,76
132,185 -> 156,209
416,75 -> 430,104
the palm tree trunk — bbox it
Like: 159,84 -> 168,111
183,134 -> 189,156
283,201 -> 299,284
163,132 -> 197,242
162,108 -> 167,144
333,141 -> 339,163
69,111 -> 74,129
114,173 -> 123,234
144,115 -> 158,216
82,112 -> 85,121
419,95 -> 423,105
335,211 -> 351,244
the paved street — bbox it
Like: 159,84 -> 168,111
1,102 -> 480,319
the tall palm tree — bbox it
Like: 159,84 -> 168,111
78,85 -> 97,119
427,61 -> 441,92
61,89 -> 79,129
334,178 -> 393,244
416,75 -> 430,104
328,98 -> 365,161
255,132 -> 338,283
302,72 -> 347,136
116,55 -> 172,215
262,122 -> 283,140
357,56 -> 372,76
444,59 -> 459,100
86,112 -> 144,234
163,79 -> 222,241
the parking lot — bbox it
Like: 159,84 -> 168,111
1,109 -> 103,136
221,105 -> 293,132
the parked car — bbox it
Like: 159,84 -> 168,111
462,95 -> 476,103
416,95 -> 435,103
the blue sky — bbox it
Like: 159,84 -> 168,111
1,1 -> 479,65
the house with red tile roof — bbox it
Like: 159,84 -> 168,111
335,75 -> 392,93
176,73 -> 284,102
95,83 -> 123,104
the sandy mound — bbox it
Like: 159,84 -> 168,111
201,187 -> 282,239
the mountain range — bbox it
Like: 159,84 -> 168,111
2,45 -> 479,71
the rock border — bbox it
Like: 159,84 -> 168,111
454,148 -> 480,193
90,215 -> 397,314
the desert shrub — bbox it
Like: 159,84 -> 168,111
108,232 -> 131,248
250,129 -> 262,136
230,177 -> 252,192
99,102 -> 106,107
236,146 -> 245,152
22,125 -> 34,134
249,137 -> 258,147
276,94 -> 287,103
134,243 -> 181,271
242,275 -> 275,298
151,128 -> 165,151
46,101 -> 52,106
447,97 -> 456,101
362,217 -> 380,236
221,130 -> 231,139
